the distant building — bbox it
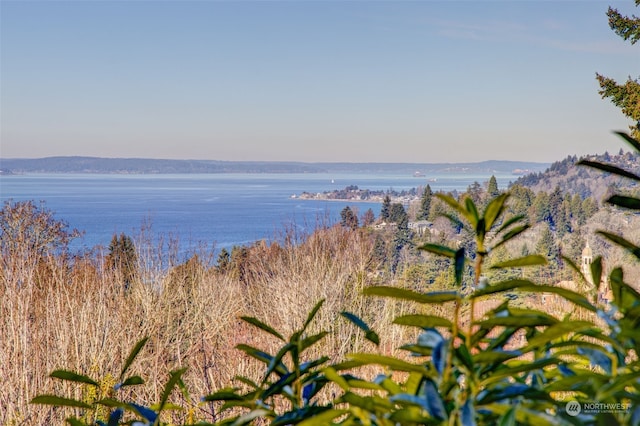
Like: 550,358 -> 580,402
580,241 -> 613,304
581,242 -> 594,285
408,220 -> 431,235
542,242 -> 612,311
373,222 -> 397,231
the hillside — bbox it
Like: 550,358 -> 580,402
512,150 -> 640,200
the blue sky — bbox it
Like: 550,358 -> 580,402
1,1 -> 638,163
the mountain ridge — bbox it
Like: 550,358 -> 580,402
0,156 -> 548,175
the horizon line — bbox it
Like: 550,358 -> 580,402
0,155 -> 555,165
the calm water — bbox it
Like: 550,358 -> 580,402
0,172 -> 514,255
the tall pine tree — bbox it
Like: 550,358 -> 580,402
340,206 -> 359,230
417,185 -> 433,220
107,233 -> 137,288
380,195 -> 392,221
487,175 -> 499,197
596,1 -> 640,138
535,224 -> 559,282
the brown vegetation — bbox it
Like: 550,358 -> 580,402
0,206 -> 417,424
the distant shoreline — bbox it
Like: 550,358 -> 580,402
293,193 -> 390,203
0,156 -> 549,176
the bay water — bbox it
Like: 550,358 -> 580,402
0,172 -> 515,256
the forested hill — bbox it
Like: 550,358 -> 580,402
512,150 -> 640,200
0,156 -> 547,175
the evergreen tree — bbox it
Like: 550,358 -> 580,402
371,235 -> 388,268
388,203 -> 412,274
558,194 -> 573,237
562,230 -> 585,266
535,224 -> 559,281
486,244 -> 511,282
107,233 -> 137,287
570,194 -> 583,222
520,244 -> 530,279
427,196 -> 448,221
581,197 -> 599,221
380,195 -> 392,221
466,181 -> 483,205
216,247 -> 231,273
388,203 -> 408,224
555,202 -> 570,238
548,186 -> 564,230
596,2 -> 640,138
509,184 -> 534,218
340,206 -> 359,230
417,185 -> 433,220
607,2 -> 640,44
531,192 -> 552,224
487,175 -> 499,197
536,225 -> 553,259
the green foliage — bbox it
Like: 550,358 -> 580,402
216,247 -> 231,273
466,181 -> 484,207
487,175 -> 499,197
380,195 -> 392,221
597,2 -> 640,138
340,206 -> 359,230
205,299 -> 337,425
31,337 -> 192,425
388,203 -> 408,225
381,202 -> 413,274
107,233 -> 138,287
606,1 -> 640,45
417,184 -> 433,221
372,234 -> 388,267
579,132 -> 640,260
201,189 -> 636,424
534,223 -> 560,282
350,192 -> 638,425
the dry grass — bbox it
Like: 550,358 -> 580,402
0,224 -> 416,425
